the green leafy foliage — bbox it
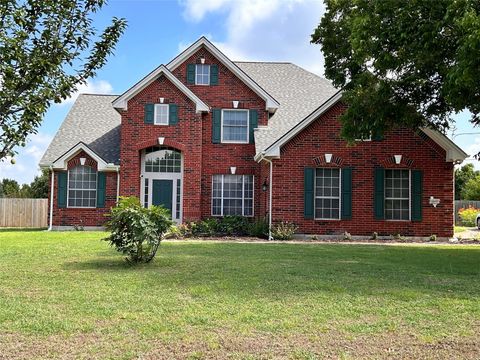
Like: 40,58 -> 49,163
104,197 -> 173,264
30,168 -> 50,198
461,174 -> 480,200
312,0 -> 480,143
458,206 -> 480,227
0,168 -> 49,198
0,0 -> 127,160
172,216 -> 268,238
455,164 -> 479,200
271,221 -> 298,241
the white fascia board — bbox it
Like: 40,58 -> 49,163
112,65 -> 209,113
166,37 -> 280,112
421,128 -> 469,162
50,142 -> 117,171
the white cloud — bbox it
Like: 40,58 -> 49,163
0,132 -> 53,184
180,0 -> 325,75
58,79 -> 114,106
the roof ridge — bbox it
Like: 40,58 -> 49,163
79,93 -> 120,96
234,61 -> 293,64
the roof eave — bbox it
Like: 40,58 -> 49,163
48,142 -> 119,171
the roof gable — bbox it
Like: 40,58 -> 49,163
112,65 -> 209,112
51,142 -> 119,171
166,37 -> 280,112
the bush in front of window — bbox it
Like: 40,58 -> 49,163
247,218 -> 269,239
271,221 -> 298,241
104,196 -> 173,264
458,206 -> 480,227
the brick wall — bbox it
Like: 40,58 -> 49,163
50,150 -> 118,227
270,103 -> 454,238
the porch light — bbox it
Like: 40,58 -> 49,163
80,157 -> 86,166
262,179 -> 268,192
325,154 -> 332,163
159,97 -> 164,104
200,56 -> 205,64
394,155 -> 402,164
230,166 -> 236,175
232,100 -> 239,109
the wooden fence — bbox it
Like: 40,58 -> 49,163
455,200 -> 480,224
0,198 -> 48,228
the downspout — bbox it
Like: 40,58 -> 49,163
48,166 -> 54,231
116,166 -> 120,203
261,156 -> 274,240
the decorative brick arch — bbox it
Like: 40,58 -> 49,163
67,150 -> 98,170
135,138 -> 186,152
379,155 -> 414,168
312,154 -> 344,167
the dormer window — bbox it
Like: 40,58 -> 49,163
195,64 -> 210,85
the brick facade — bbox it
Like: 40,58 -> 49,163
49,46 -> 455,237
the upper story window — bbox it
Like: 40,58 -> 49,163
222,109 -> 249,143
154,104 -> 169,125
385,169 -> 410,220
68,165 -> 97,208
315,168 -> 341,220
144,147 -> 181,173
195,64 -> 210,85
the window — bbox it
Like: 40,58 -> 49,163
315,168 -> 340,219
385,169 -> 410,220
212,175 -> 253,216
68,165 -> 97,208
154,104 -> 169,125
222,109 -> 249,143
195,64 -> 210,85
144,148 -> 181,173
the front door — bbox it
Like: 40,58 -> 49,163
152,179 -> 173,216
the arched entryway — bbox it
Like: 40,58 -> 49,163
140,147 -> 183,223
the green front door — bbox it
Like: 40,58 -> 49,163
152,179 -> 173,216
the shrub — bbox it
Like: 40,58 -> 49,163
271,221 -> 298,240
217,215 -> 250,236
458,206 -> 479,227
191,218 -> 219,237
104,197 -> 173,264
247,218 -> 269,239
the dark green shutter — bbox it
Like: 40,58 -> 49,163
304,168 -> 315,219
144,103 -> 154,124
249,109 -> 258,144
341,168 -> 352,219
57,172 -> 67,208
169,104 -> 178,125
96,172 -> 106,208
210,64 -> 219,85
187,64 -> 195,84
411,170 -> 423,221
374,167 -> 385,219
212,108 -> 221,143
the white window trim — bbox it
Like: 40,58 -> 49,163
314,168 -> 341,221
384,169 -> 411,221
195,64 -> 210,86
221,109 -> 249,144
66,166 -> 97,209
211,174 -> 254,217
154,104 -> 169,125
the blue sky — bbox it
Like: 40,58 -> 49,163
1,0 -> 479,184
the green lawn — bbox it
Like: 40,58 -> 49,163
0,232 -> 479,359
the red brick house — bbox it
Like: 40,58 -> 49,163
40,37 -> 467,239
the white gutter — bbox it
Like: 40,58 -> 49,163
260,155 -> 274,240
48,166 -> 54,231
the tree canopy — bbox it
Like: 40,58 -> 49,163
0,0 -> 127,161
455,163 -> 479,199
311,0 -> 480,142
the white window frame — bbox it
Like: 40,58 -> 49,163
314,168 -> 341,220
385,169 -> 411,221
195,64 -> 210,85
154,104 -> 169,125
66,165 -> 97,209
221,109 -> 249,144
211,174 -> 254,217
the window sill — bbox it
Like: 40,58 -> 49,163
220,141 -> 249,144
66,206 -> 97,209
314,218 -> 341,221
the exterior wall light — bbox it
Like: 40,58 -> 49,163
158,137 -> 165,145
262,179 -> 268,192
159,97 -> 164,104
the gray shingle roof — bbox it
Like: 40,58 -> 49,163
41,63 -> 337,165
235,62 -> 338,154
40,94 -> 121,165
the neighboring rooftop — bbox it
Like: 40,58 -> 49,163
40,94 -> 121,166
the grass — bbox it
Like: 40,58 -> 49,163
455,226 -> 470,233
0,231 -> 479,359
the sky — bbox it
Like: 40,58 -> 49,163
1,0 -> 479,184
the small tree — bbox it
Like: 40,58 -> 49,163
104,197 -> 173,264
462,174 -> 480,200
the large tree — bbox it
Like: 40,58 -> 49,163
455,163 -> 479,199
0,0 -> 126,161
311,0 -> 480,142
